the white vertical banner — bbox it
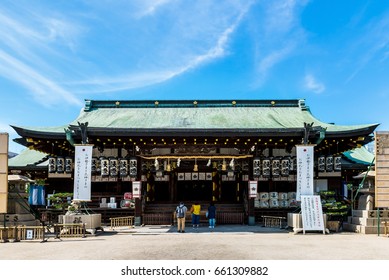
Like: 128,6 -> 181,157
132,181 -> 141,198
296,145 -> 315,201
249,181 -> 258,198
301,195 -> 325,233
73,144 -> 93,201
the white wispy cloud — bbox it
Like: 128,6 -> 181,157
0,1 -> 253,101
252,0 -> 308,88
69,70 -> 179,94
172,1 -> 253,73
0,49 -> 82,106
0,3 -> 84,107
304,74 -> 325,94
135,0 -> 173,18
70,1 -> 253,94
345,12 -> 389,83
254,45 -> 294,87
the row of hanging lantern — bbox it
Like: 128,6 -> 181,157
317,155 -> 342,172
48,157 -> 73,174
252,155 -> 342,177
253,157 -> 296,178
92,157 -> 138,177
48,154 -> 341,177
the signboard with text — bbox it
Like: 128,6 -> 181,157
296,145 -> 315,201
73,145 -> 93,201
301,195 -> 325,234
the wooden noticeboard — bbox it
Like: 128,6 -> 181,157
375,132 -> 389,208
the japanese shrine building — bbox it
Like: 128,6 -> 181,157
10,99 -> 379,225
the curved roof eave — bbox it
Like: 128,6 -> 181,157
10,99 -> 380,139
11,125 -> 68,138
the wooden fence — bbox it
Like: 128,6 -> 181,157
0,223 -> 86,243
109,216 -> 134,229
142,213 -> 173,225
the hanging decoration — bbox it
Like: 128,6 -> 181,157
253,158 -> 261,177
91,157 -> 98,174
262,158 -> 271,177
318,155 -> 326,172
109,157 -> 118,177
281,157 -> 290,177
271,158 -> 281,177
100,157 -> 109,176
334,156 -> 342,171
65,157 -> 73,174
326,156 -> 333,172
48,157 -> 56,173
56,157 -> 64,173
129,157 -> 137,177
119,158 -> 128,177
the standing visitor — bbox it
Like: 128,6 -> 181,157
207,201 -> 216,229
190,202 -> 201,228
175,202 -> 187,233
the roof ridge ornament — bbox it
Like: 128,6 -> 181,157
78,122 -> 89,144
303,122 -> 314,144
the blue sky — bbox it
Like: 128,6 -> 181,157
1,0 -> 389,153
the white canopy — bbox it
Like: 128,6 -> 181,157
7,174 -> 35,182
353,170 -> 375,179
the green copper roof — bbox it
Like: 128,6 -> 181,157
343,146 -> 375,165
64,99 -> 377,132
12,99 -> 379,135
8,149 -> 48,167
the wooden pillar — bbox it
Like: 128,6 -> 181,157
169,172 -> 175,202
248,190 -> 255,225
134,197 -> 142,226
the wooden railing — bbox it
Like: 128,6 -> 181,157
261,215 -> 286,228
0,224 -> 86,242
18,225 -> 46,241
216,212 -> 245,224
142,213 -> 173,225
0,227 -> 8,242
54,223 -> 86,238
109,216 -> 134,229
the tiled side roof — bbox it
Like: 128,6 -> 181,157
343,146 -> 375,165
8,149 -> 48,167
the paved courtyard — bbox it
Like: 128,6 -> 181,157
1,224 -> 389,260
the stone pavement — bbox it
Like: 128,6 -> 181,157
1,224 -> 389,260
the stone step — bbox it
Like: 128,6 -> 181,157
351,210 -> 389,218
343,222 -> 388,234
0,213 -> 38,222
350,217 -> 389,226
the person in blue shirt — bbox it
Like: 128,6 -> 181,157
207,201 -> 216,229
